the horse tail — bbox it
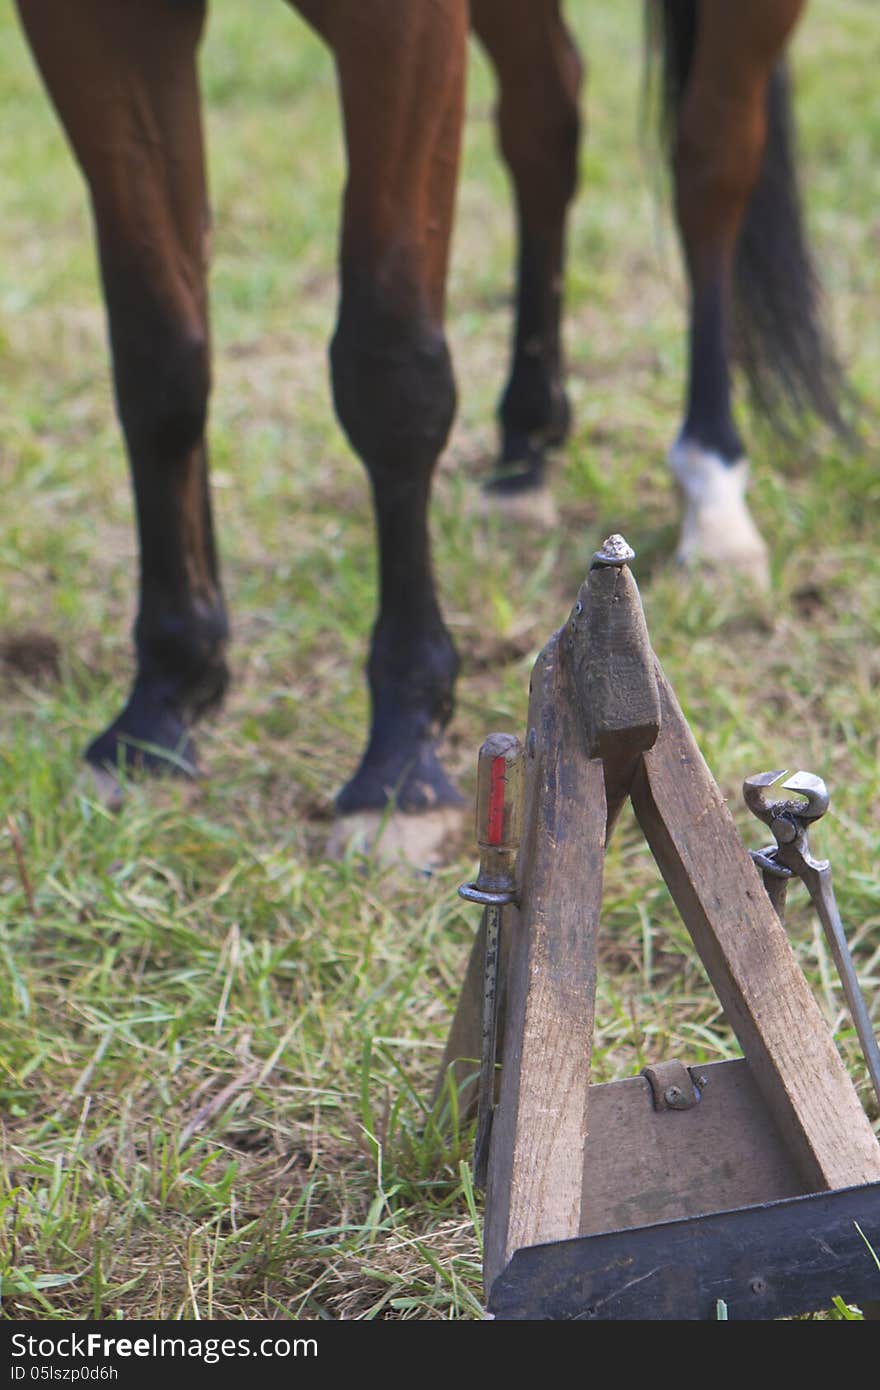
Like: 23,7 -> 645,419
645,0 -> 846,436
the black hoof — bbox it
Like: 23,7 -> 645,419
485,432 -> 548,497
337,740 -> 463,815
491,385 -> 571,493
85,684 -> 200,779
545,390 -> 572,449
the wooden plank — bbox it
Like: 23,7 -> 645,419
432,920 -> 483,1118
437,557 -> 656,1123
567,562 -> 660,836
630,662 -> 880,1190
569,562 -> 660,764
580,1059 -> 807,1236
484,632 -> 607,1290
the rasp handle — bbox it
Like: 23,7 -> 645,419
470,732 -> 524,897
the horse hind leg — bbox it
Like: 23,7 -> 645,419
18,0 -> 229,788
471,0 -> 583,517
323,2 -> 467,851
660,0 -> 807,583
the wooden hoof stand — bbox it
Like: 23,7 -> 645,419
438,537 -> 880,1320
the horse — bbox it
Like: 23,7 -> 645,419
14,0 -> 841,833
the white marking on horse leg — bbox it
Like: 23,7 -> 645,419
669,439 -> 770,587
326,806 -> 466,872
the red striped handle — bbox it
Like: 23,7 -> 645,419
475,733 -> 524,860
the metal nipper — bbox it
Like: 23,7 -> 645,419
744,769 -> 880,1109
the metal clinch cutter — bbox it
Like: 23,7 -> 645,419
437,536 -> 880,1320
744,768 -> 880,1110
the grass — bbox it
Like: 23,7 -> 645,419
1,0 -> 878,1321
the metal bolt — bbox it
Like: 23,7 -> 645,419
664,1085 -> 683,1106
591,533 -> 636,569
771,816 -> 798,845
750,1277 -> 767,1295
695,1075 -> 709,1089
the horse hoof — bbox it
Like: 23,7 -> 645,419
326,805 -> 467,872
479,482 -> 558,530
85,696 -> 200,789
83,764 -> 125,812
669,442 -> 770,589
79,761 -> 205,813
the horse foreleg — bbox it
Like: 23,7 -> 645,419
324,1 -> 466,816
666,0 -> 806,579
471,0 -> 583,506
18,0 -> 228,782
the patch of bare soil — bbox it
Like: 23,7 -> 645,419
0,629 -> 61,683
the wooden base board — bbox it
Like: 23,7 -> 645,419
580,1058 -> 808,1237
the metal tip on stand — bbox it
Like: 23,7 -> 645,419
591,533 -> 635,569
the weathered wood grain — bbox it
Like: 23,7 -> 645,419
483,632 -> 607,1289
432,918 -> 484,1117
580,1058 -> 807,1235
447,556 -> 878,1316
568,562 -> 660,836
437,560 -> 657,1125
630,661 -> 880,1190
570,561 -> 660,763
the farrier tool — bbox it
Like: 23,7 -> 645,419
437,536 -> 880,1321
458,733 -> 524,1187
744,768 -> 880,1110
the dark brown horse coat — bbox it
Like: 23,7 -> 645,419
15,1 -> 837,814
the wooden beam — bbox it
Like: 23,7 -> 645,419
630,662 -> 880,1191
580,1059 -> 807,1236
436,559 -> 657,1126
432,920 -> 483,1119
484,632 -> 607,1290
568,561 -> 660,837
